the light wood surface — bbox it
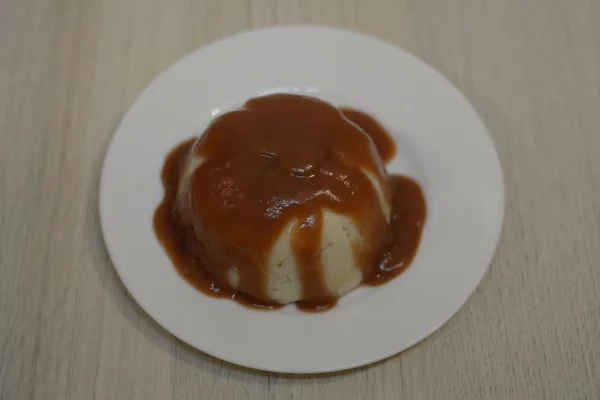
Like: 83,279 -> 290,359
1,0 -> 599,398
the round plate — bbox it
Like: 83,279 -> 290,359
100,26 -> 504,373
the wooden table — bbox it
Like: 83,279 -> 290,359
1,0 -> 599,398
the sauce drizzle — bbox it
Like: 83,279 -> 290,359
153,94 -> 426,311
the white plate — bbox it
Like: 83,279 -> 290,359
100,26 -> 504,373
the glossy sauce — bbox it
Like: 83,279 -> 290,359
153,94 -> 426,311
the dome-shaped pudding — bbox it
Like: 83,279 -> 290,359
154,93 -> 427,311
175,94 -> 392,306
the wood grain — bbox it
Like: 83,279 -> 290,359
1,0 -> 599,398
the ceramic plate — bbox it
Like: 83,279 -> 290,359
100,26 -> 504,373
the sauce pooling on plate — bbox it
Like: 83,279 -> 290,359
153,94 -> 426,311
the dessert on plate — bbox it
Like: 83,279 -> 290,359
154,93 -> 426,311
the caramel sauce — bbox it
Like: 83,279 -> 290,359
153,94 -> 426,312
339,108 -> 397,164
